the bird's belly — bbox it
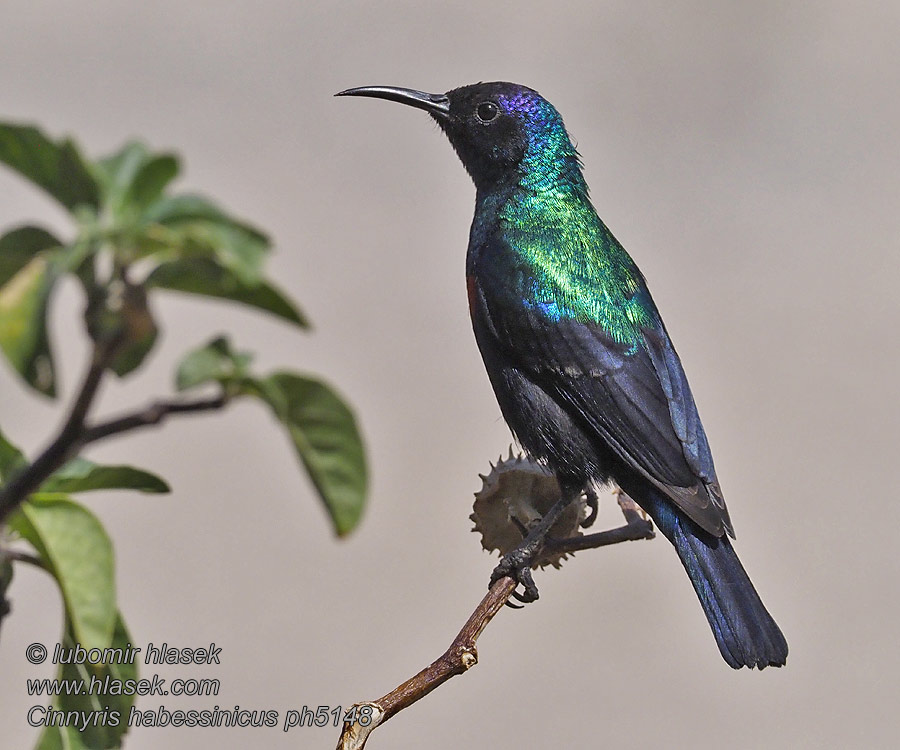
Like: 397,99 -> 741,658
485,359 -> 614,489
469,272 -> 617,489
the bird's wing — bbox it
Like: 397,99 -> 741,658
470,275 -> 733,537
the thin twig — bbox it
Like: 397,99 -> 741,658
336,507 -> 655,749
80,394 -> 229,446
337,576 -> 517,750
2,549 -> 49,571
539,518 -> 655,560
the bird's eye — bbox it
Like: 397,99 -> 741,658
475,102 -> 499,123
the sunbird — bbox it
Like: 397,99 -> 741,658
337,82 -> 787,669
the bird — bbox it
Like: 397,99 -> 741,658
336,82 -> 788,670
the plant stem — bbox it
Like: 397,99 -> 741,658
3,549 -> 49,571
0,334 -> 227,526
335,506 -> 654,749
539,518 -> 655,559
337,576 -> 517,750
80,395 -> 228,446
0,337 -> 119,525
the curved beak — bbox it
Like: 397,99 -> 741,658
335,86 -> 450,119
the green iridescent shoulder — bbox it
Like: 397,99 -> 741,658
498,196 -> 658,346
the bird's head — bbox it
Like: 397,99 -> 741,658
337,82 -> 585,193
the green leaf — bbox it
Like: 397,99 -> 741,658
147,257 -> 307,327
51,612 -> 136,750
35,724 -> 68,750
0,254 -> 57,396
125,154 -> 179,212
0,227 -> 63,395
259,373 -> 367,536
175,335 -> 252,391
0,555 -> 12,628
144,193 -> 267,242
0,225 -> 63,287
94,142 -> 180,220
0,425 -> 27,480
34,612 -> 136,750
0,123 -> 100,212
34,724 -> 111,750
93,141 -> 149,212
40,458 -> 169,494
143,194 -> 270,283
8,495 -> 116,652
188,222 -> 267,283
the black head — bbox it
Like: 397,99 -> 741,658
336,82 -> 582,191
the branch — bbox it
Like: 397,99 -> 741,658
336,507 -> 654,749
0,336 -> 227,526
80,394 -> 228,446
539,518 -> 654,560
2,549 -> 49,570
337,576 -> 517,750
0,336 -> 121,525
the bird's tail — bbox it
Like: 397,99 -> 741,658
640,490 -> 788,669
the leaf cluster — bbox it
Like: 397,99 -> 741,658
0,126 -> 307,390
0,122 -> 369,749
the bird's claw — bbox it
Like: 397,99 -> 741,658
503,586 -> 531,609
581,488 -> 599,528
491,549 -> 540,606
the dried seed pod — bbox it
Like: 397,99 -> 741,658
470,449 -> 586,569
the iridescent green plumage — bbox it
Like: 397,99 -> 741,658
498,193 -> 656,347
468,88 -> 657,348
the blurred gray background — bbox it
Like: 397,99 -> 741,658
1,1 -> 898,748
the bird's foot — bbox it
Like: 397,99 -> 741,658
581,487 -> 599,528
488,489 -> 578,608
490,546 -> 541,606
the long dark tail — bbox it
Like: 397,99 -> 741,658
639,489 -> 788,669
